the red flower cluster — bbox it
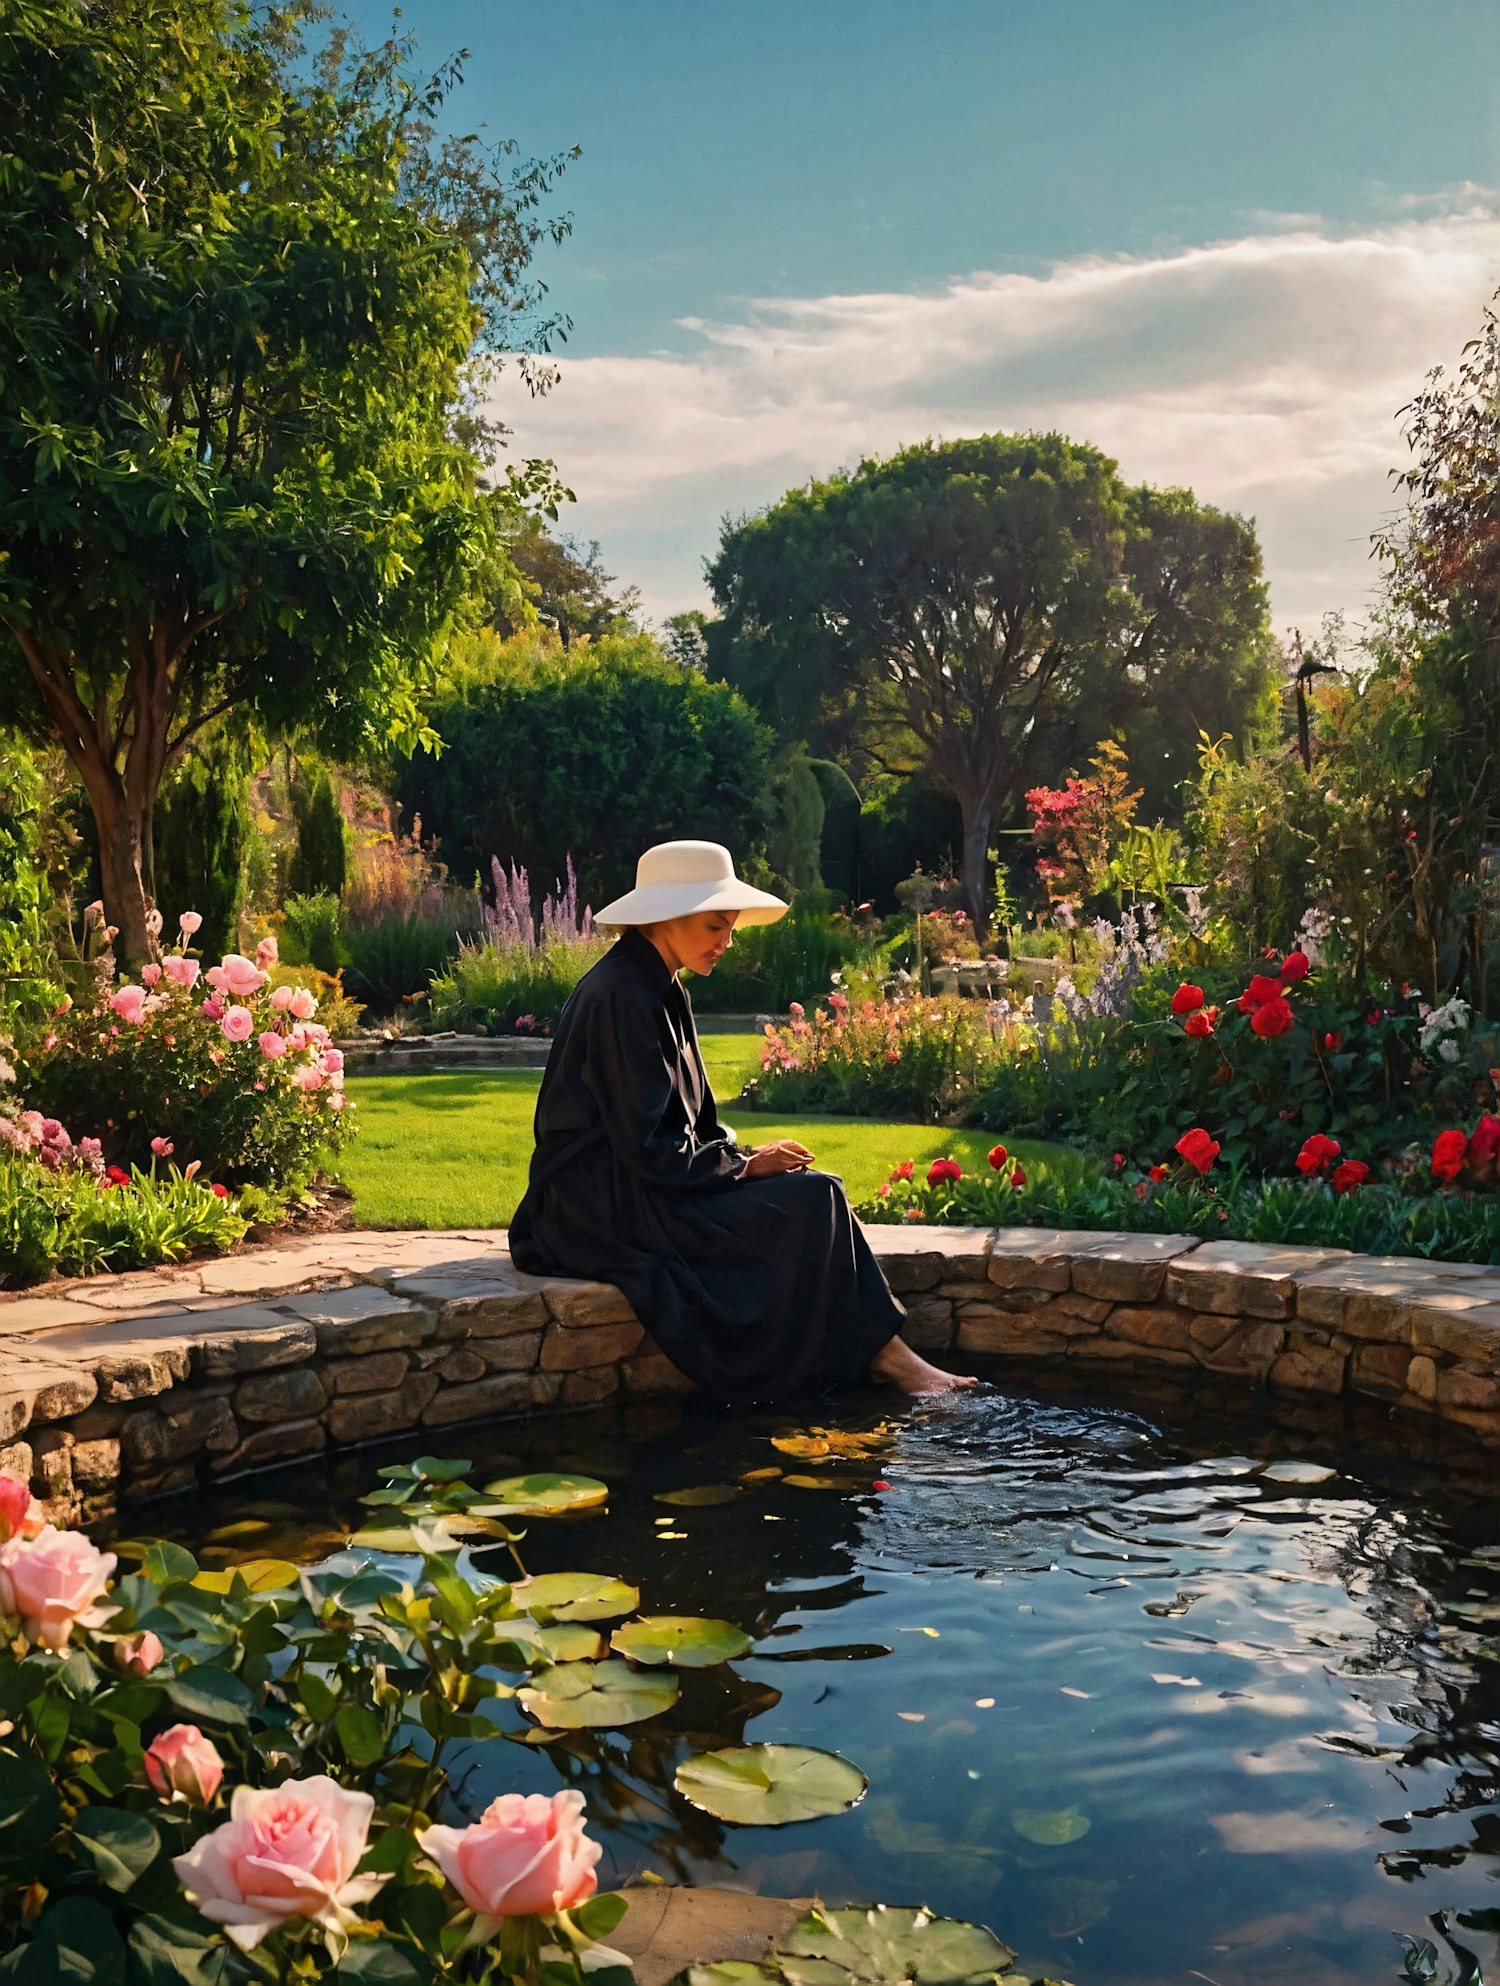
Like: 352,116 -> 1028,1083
1432,1115 -> 1500,1186
1175,1128 -> 1220,1175
1331,1160 -> 1369,1194
927,1157 -> 963,1187
1235,951 -> 1310,1038
1295,1133 -> 1341,1176
1184,1006 -> 1218,1039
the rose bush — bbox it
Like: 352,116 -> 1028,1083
751,995 -> 1003,1122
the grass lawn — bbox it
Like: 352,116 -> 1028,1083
340,1028 -> 1068,1229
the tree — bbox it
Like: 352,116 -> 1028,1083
153,732 -> 251,959
287,765 -> 350,902
493,522 -> 641,646
709,441 -> 1275,929
0,0 -> 574,963
395,632 -> 775,910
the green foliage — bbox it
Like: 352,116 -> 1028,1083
153,735 -> 250,961
0,731 -> 59,1027
343,915 -> 464,1015
401,631 -> 775,908
668,1906 -> 1027,1986
493,523 -> 642,646
281,893 -> 348,979
771,751 -> 826,894
687,908 -> 888,1014
0,0 -> 572,957
287,767 -> 350,903
751,996 -> 1002,1122
0,1155 -> 249,1288
427,934 -> 606,1034
809,758 -> 863,902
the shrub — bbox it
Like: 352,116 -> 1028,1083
280,891 -> 346,977
750,994 -> 1002,1122
0,732 -> 62,1030
153,735 -> 250,961
15,920 -> 351,1187
427,855 -> 607,1033
689,905 -> 889,1012
343,912 -> 466,1013
286,763 -> 349,899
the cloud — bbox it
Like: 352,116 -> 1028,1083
490,204 -> 1500,630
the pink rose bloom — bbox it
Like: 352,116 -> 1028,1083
0,1524 -> 117,1649
114,1629 -> 165,1677
258,1031 -> 287,1060
150,1135 -> 175,1157
163,955 -> 201,991
220,1006 -> 254,1044
328,1092 -> 347,1113
320,1049 -> 344,1076
145,1723 -> 224,1804
178,911 -> 204,935
303,1021 -> 329,1044
140,963 -> 163,987
111,985 -> 148,1025
423,1790 -> 600,1924
218,954 -> 267,998
289,988 -> 319,1021
205,964 -> 229,992
255,935 -> 278,969
295,1065 -> 323,1092
201,996 -> 225,1022
270,985 -> 296,1012
39,1119 -> 67,1148
0,1476 -> 43,1543
286,1025 -> 307,1051
172,1776 -> 380,1951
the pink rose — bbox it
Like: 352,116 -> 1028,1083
295,1065 -> 323,1092
163,955 -> 201,991
255,935 -> 278,969
172,1776 -> 380,1951
114,1629 -> 165,1677
0,1524 -> 117,1648
39,1119 -> 68,1149
201,996 -> 224,1021
150,1136 -> 175,1158
289,988 -> 318,1021
140,963 -> 163,987
422,1790 -> 601,1923
178,911 -> 204,935
319,1049 -> 344,1076
303,1021 -> 328,1044
270,985 -> 296,1012
145,1723 -> 224,1804
111,985 -> 147,1025
258,1031 -> 287,1060
0,1476 -> 43,1543
217,954 -> 267,998
328,1092 -> 347,1113
220,1006 -> 254,1044
286,1025 -> 307,1051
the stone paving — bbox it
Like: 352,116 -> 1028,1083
2,1225 -> 1497,1516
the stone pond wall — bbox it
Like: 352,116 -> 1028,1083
2,1225 -> 1497,1519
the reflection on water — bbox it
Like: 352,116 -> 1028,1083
135,1371 -> 1500,1986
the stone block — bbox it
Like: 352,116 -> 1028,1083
0,1362 -> 98,1438
422,1373 -> 535,1427
1070,1234 -> 1199,1303
959,1296 -> 1096,1338
1189,1320 -> 1285,1377
32,1436 -> 72,1498
326,1373 -> 440,1445
622,1351 -> 694,1398
1294,1257 -> 1490,1331
1350,1340 -> 1411,1400
986,1228 -> 1104,1293
956,1310 -> 1071,1356
1434,1363 -> 1500,1411
128,1461 -> 198,1499
280,1287 -> 434,1356
212,1417 -> 326,1474
0,1443 -> 33,1488
93,1347 -> 193,1401
194,1310 -> 317,1375
539,1321 -> 644,1371
1054,1292 -> 1114,1325
1071,1335 -> 1196,1367
544,1280 -> 639,1328
562,1368 -> 620,1406
1104,1305 -> 1198,1353
1268,1342 -> 1346,1394
530,1372 -> 563,1407
235,1367 -> 329,1424
324,1351 -> 411,1396
1409,1302 -> 1500,1364
0,1295 -> 96,1333
476,1331 -> 545,1374
434,1348 -> 487,1385
1406,1354 -> 1438,1402
69,1438 -> 122,1489
1165,1242 -> 1349,1319
899,1299 -> 954,1351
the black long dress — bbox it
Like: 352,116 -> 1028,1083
508,927 -> 904,1404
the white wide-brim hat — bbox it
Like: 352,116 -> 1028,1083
595,841 -> 788,929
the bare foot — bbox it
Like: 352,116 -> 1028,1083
870,1336 -> 979,1396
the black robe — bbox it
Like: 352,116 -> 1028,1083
508,927 -> 903,1404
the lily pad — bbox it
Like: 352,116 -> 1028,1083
1259,1460 -> 1337,1485
612,1616 -> 753,1668
654,1485 -> 743,1507
675,1744 -> 867,1826
516,1572 -> 640,1621
538,1622 -> 606,1661
518,1659 -> 679,1728
480,1472 -> 610,1514
1011,1808 -> 1091,1847
774,1905 -> 1017,1985
346,1515 -> 461,1554
783,1475 -> 845,1491
191,1559 -> 299,1595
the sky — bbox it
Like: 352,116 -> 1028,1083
359,0 -> 1500,633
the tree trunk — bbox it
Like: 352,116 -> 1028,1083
93,780 -> 156,969
959,800 -> 994,942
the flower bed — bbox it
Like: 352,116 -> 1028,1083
751,993 -> 1002,1121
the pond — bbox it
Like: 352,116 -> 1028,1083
129,1373 -> 1500,1986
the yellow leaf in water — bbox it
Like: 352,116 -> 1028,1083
657,1531 -> 688,1540
740,1467 -> 782,1483
783,1474 -> 844,1490
1151,1673 -> 1201,1687
976,1697 -> 996,1708
1060,1687 -> 1093,1700
897,1712 -> 926,1722
772,1436 -> 832,1459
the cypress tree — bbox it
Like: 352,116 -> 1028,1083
154,736 -> 249,957
287,766 -> 349,901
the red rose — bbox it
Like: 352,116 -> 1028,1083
1466,1114 -> 1500,1170
210,1182 -> 230,1199
1323,1031 -> 1343,1052
1237,973 -> 1283,1014
891,1161 -> 914,1181
1011,1165 -> 1027,1190
987,1143 -> 1008,1170
104,1164 -> 129,1186
1331,1160 -> 1369,1194
1184,1008 -> 1216,1038
1431,1130 -> 1467,1184
1148,1163 -> 1169,1183
1170,983 -> 1205,1016
926,1157 -> 962,1187
1112,1152 -> 1125,1170
1295,1133 -> 1341,1175
1175,1128 -> 1221,1175
1250,997 -> 1295,1038
1279,950 -> 1310,983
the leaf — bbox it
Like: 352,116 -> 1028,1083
411,1456 -> 474,1482
347,1517 -> 461,1554
518,1659 -> 679,1729
569,1893 -> 631,1940
653,1486 -> 743,1507
0,1745 -> 61,1866
336,1704 -> 386,1766
165,1665 -> 255,1728
127,1914 -> 227,1986
191,1560 -> 298,1595
337,1941 -> 423,1985
1259,1460 -> 1337,1485
1011,1807 -> 1092,1846
72,1809 -> 160,1893
516,1573 -> 639,1621
771,1436 -> 831,1459
783,1475 -> 844,1491
674,1744 -> 867,1826
612,1616 -> 753,1668
24,1899 -> 127,1986
773,1905 -> 1016,1985
480,1473 -> 609,1514
538,1622 -> 604,1663
127,1541 -> 198,1586
740,1468 -> 782,1484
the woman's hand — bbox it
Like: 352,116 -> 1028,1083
742,1139 -> 814,1179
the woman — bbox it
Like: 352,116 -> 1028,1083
509,840 -> 974,1405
